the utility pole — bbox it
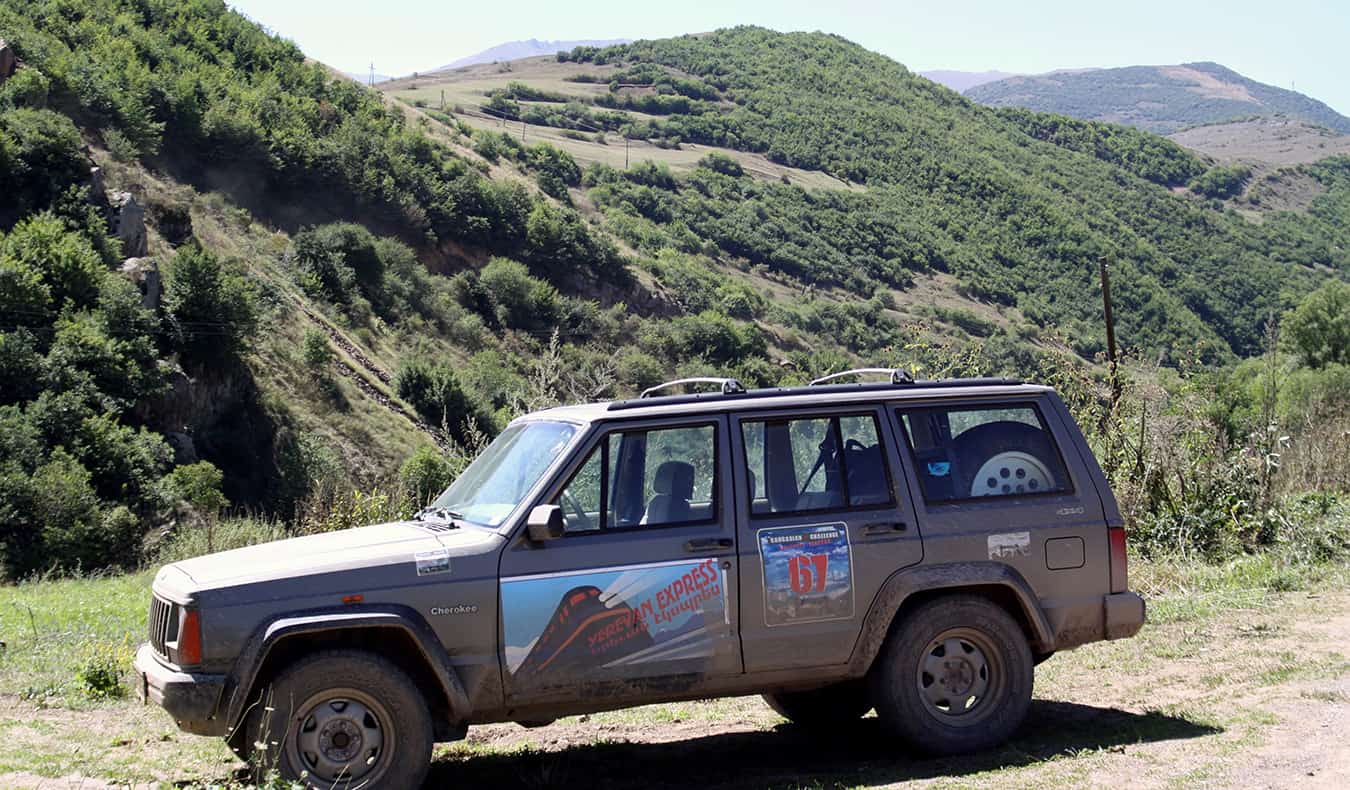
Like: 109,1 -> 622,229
440,89 -> 445,110
369,62 -> 374,87
521,118 -> 526,142
625,135 -> 630,169
1099,255 -> 1121,412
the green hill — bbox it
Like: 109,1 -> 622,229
965,62 -> 1350,135
0,7 -> 1347,577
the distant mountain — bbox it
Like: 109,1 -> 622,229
920,70 -> 1016,92
434,38 -> 631,71
342,70 -> 393,85
966,62 -> 1350,135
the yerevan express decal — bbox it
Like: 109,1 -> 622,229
503,559 -> 732,687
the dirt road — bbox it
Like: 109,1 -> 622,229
3,586 -> 1348,788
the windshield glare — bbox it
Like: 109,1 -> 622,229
433,421 -> 578,528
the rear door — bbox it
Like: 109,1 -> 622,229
498,414 -> 742,702
889,397 -> 1107,602
731,404 -> 922,672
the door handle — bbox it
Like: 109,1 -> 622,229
862,521 -> 908,536
685,537 -> 733,553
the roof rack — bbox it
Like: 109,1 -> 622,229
640,377 -> 746,399
809,367 -> 914,386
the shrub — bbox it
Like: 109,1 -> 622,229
162,246 -> 258,365
1283,280 -> 1349,369
698,151 -> 744,177
301,329 -> 332,369
0,67 -> 50,109
1,212 -> 104,308
1188,164 -> 1251,199
399,445 -> 453,507
77,639 -> 131,699
395,360 -> 476,437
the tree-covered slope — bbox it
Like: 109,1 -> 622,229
966,62 -> 1350,135
1,6 -> 1347,579
555,31 -> 1347,358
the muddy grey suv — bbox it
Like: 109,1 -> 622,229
135,369 -> 1145,788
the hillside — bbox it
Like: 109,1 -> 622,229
1170,116 -> 1350,166
965,62 -> 1350,135
1,7 -> 1348,579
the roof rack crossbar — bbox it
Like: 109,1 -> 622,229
809,368 -> 914,386
640,377 -> 746,399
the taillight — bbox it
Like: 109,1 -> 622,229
173,608 -> 203,666
1108,527 -> 1128,593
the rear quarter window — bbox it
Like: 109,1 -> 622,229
898,403 -> 1072,504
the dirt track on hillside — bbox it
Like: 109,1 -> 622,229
3,590 -> 1349,788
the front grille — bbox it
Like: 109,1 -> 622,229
149,596 -> 176,656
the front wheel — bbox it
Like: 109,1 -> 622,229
245,650 -> 433,789
762,679 -> 872,730
870,595 -> 1032,755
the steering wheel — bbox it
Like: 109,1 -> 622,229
560,489 -> 593,531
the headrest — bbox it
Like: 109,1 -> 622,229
653,461 -> 695,499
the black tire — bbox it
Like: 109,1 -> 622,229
869,595 -> 1032,756
243,650 -> 433,789
762,679 -> 872,730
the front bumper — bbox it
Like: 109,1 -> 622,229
1104,591 -> 1146,640
134,643 -> 228,736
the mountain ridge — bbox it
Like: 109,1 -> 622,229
966,61 -> 1350,134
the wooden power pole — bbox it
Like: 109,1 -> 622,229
1100,256 -> 1121,411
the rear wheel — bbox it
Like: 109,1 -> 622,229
870,595 -> 1032,755
244,650 -> 433,789
762,679 -> 871,730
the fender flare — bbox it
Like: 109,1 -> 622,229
221,605 -> 471,733
846,561 -> 1055,676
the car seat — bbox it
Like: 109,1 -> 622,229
644,461 -> 694,524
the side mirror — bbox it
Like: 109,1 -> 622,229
526,504 -> 565,543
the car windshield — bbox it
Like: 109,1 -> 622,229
432,421 -> 578,528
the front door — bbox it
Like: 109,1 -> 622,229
732,405 -> 923,672
498,415 -> 742,702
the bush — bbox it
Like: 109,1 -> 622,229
301,329 -> 332,369
399,445 -> 453,507
396,360 -> 476,437
698,151 -> 744,177
162,246 -> 258,365
1,212 -> 104,308
1283,280 -> 1350,369
1188,164 -> 1251,199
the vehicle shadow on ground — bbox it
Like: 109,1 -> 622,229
427,700 -> 1221,789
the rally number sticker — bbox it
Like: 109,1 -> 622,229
757,523 -> 854,627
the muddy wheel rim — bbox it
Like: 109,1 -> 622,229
916,627 -> 1003,726
287,688 -> 394,785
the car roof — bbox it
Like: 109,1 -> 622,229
515,378 -> 1056,427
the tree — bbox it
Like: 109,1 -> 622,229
162,246 -> 258,365
1284,280 -> 1350,369
1,212 -> 104,308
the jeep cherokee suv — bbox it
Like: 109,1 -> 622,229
136,370 -> 1145,788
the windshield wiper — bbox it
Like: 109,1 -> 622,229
414,506 -> 464,527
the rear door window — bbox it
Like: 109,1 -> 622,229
898,403 -> 1071,504
741,413 -> 894,515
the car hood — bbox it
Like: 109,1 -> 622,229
167,520 -> 497,590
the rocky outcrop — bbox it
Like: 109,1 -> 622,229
108,190 -> 147,257
0,39 -> 15,84
117,257 -> 161,310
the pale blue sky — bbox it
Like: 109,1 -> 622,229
228,0 -> 1350,114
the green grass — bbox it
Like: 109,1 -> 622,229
0,571 -> 152,709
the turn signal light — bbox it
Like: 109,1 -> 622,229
175,608 -> 203,667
